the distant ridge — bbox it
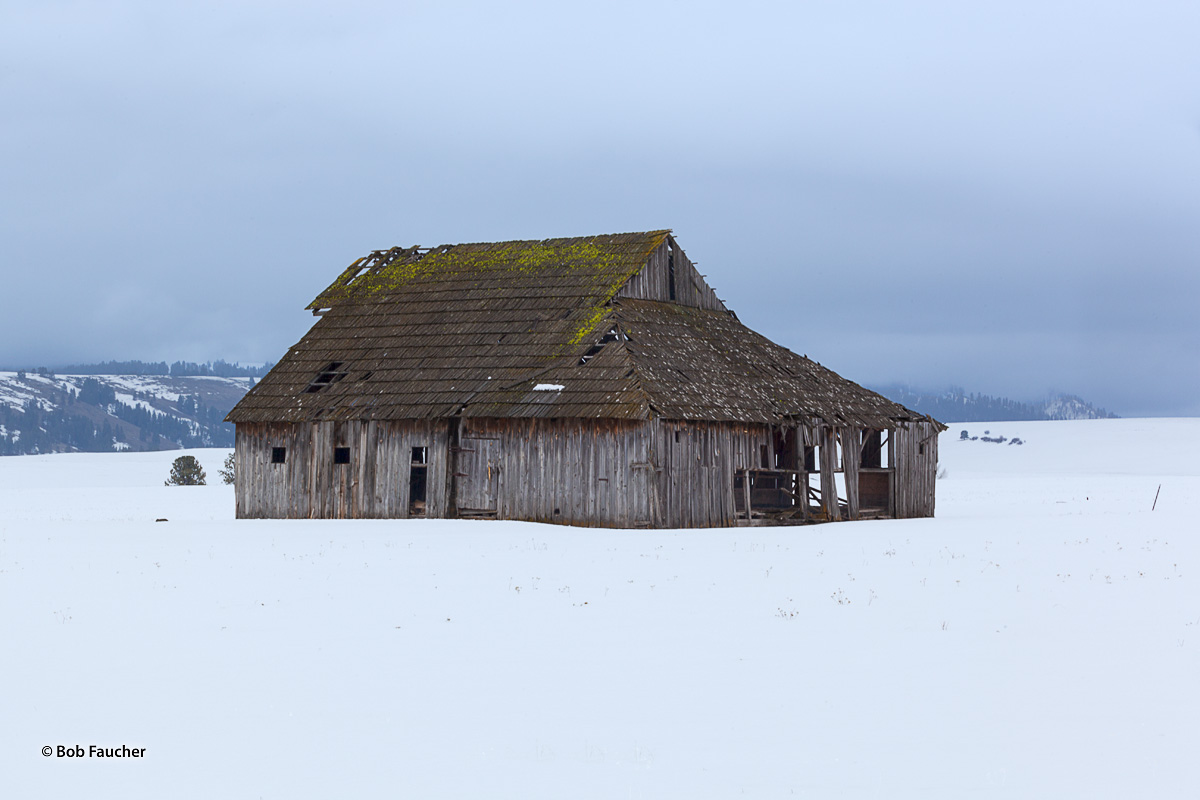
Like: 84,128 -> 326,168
869,385 -> 1118,423
0,371 -> 253,455
0,359 -> 274,378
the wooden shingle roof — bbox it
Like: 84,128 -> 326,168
228,231 -> 933,429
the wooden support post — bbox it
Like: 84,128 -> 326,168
793,424 -> 808,522
887,427 -> 896,517
842,426 -> 860,521
819,426 -> 840,521
743,469 -> 752,519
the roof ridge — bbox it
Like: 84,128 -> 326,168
608,301 -> 654,410
306,230 -> 670,313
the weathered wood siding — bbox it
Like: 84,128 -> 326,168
653,420 -> 786,528
617,237 -> 727,312
235,422 -> 313,519
235,420 -> 449,519
461,418 -> 653,527
891,420 -> 940,518
234,415 -> 940,525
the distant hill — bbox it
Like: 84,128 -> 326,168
1,364 -> 1118,454
0,371 -> 253,455
869,384 -> 1119,423
0,359 -> 274,378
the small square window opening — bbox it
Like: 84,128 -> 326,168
271,447 -> 286,464
334,447 -> 350,464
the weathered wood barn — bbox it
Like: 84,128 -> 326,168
227,230 -> 944,527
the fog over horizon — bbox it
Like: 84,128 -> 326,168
4,1 -> 1198,417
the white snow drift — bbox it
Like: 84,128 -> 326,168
1,418 -> 1197,799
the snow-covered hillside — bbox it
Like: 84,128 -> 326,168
871,384 -> 1118,422
0,371 -> 250,454
2,419 -> 1197,799
1041,393 -> 1116,420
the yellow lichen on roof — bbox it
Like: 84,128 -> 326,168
307,231 -> 668,311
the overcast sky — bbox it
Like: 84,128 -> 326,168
3,0 -> 1198,416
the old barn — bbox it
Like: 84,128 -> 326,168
227,231 -> 944,527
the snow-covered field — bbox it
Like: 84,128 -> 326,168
2,419 -> 1197,799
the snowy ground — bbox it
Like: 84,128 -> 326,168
2,419 -> 1197,799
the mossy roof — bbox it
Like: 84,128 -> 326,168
307,232 -> 668,315
228,230 -> 933,429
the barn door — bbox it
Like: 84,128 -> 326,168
455,436 -> 500,517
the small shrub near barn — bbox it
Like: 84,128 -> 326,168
218,452 -> 235,485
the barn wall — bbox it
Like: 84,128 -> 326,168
617,238 -> 727,312
235,422 -> 313,519
235,416 -> 941,525
892,420 -> 940,518
235,420 -> 449,519
461,417 -> 653,528
653,420 -> 785,528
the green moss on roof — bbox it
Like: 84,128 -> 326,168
308,231 -> 669,311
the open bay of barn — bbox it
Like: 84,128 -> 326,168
2,421 -> 1198,798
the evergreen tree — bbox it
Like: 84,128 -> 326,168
165,455 -> 206,486
218,452 -> 235,485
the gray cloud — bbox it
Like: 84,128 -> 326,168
3,1 -> 1198,415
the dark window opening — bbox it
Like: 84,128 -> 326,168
334,447 -> 350,464
918,442 -> 926,456
668,252 -> 676,301
411,446 -> 426,465
804,445 -> 817,472
760,444 -> 770,469
271,447 -> 286,464
860,429 -> 883,469
774,428 -> 797,470
304,361 -> 349,393
674,430 -> 680,444
408,463 -> 427,516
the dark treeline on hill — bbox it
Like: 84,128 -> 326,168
870,385 -> 1118,422
7,359 -> 275,377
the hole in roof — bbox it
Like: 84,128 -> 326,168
304,361 -> 349,393
579,328 -> 621,365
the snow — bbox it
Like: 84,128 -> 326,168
113,392 -> 158,413
0,373 -> 38,409
0,372 -> 249,414
533,383 -> 565,391
2,419 -> 1197,798
89,375 -> 183,402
